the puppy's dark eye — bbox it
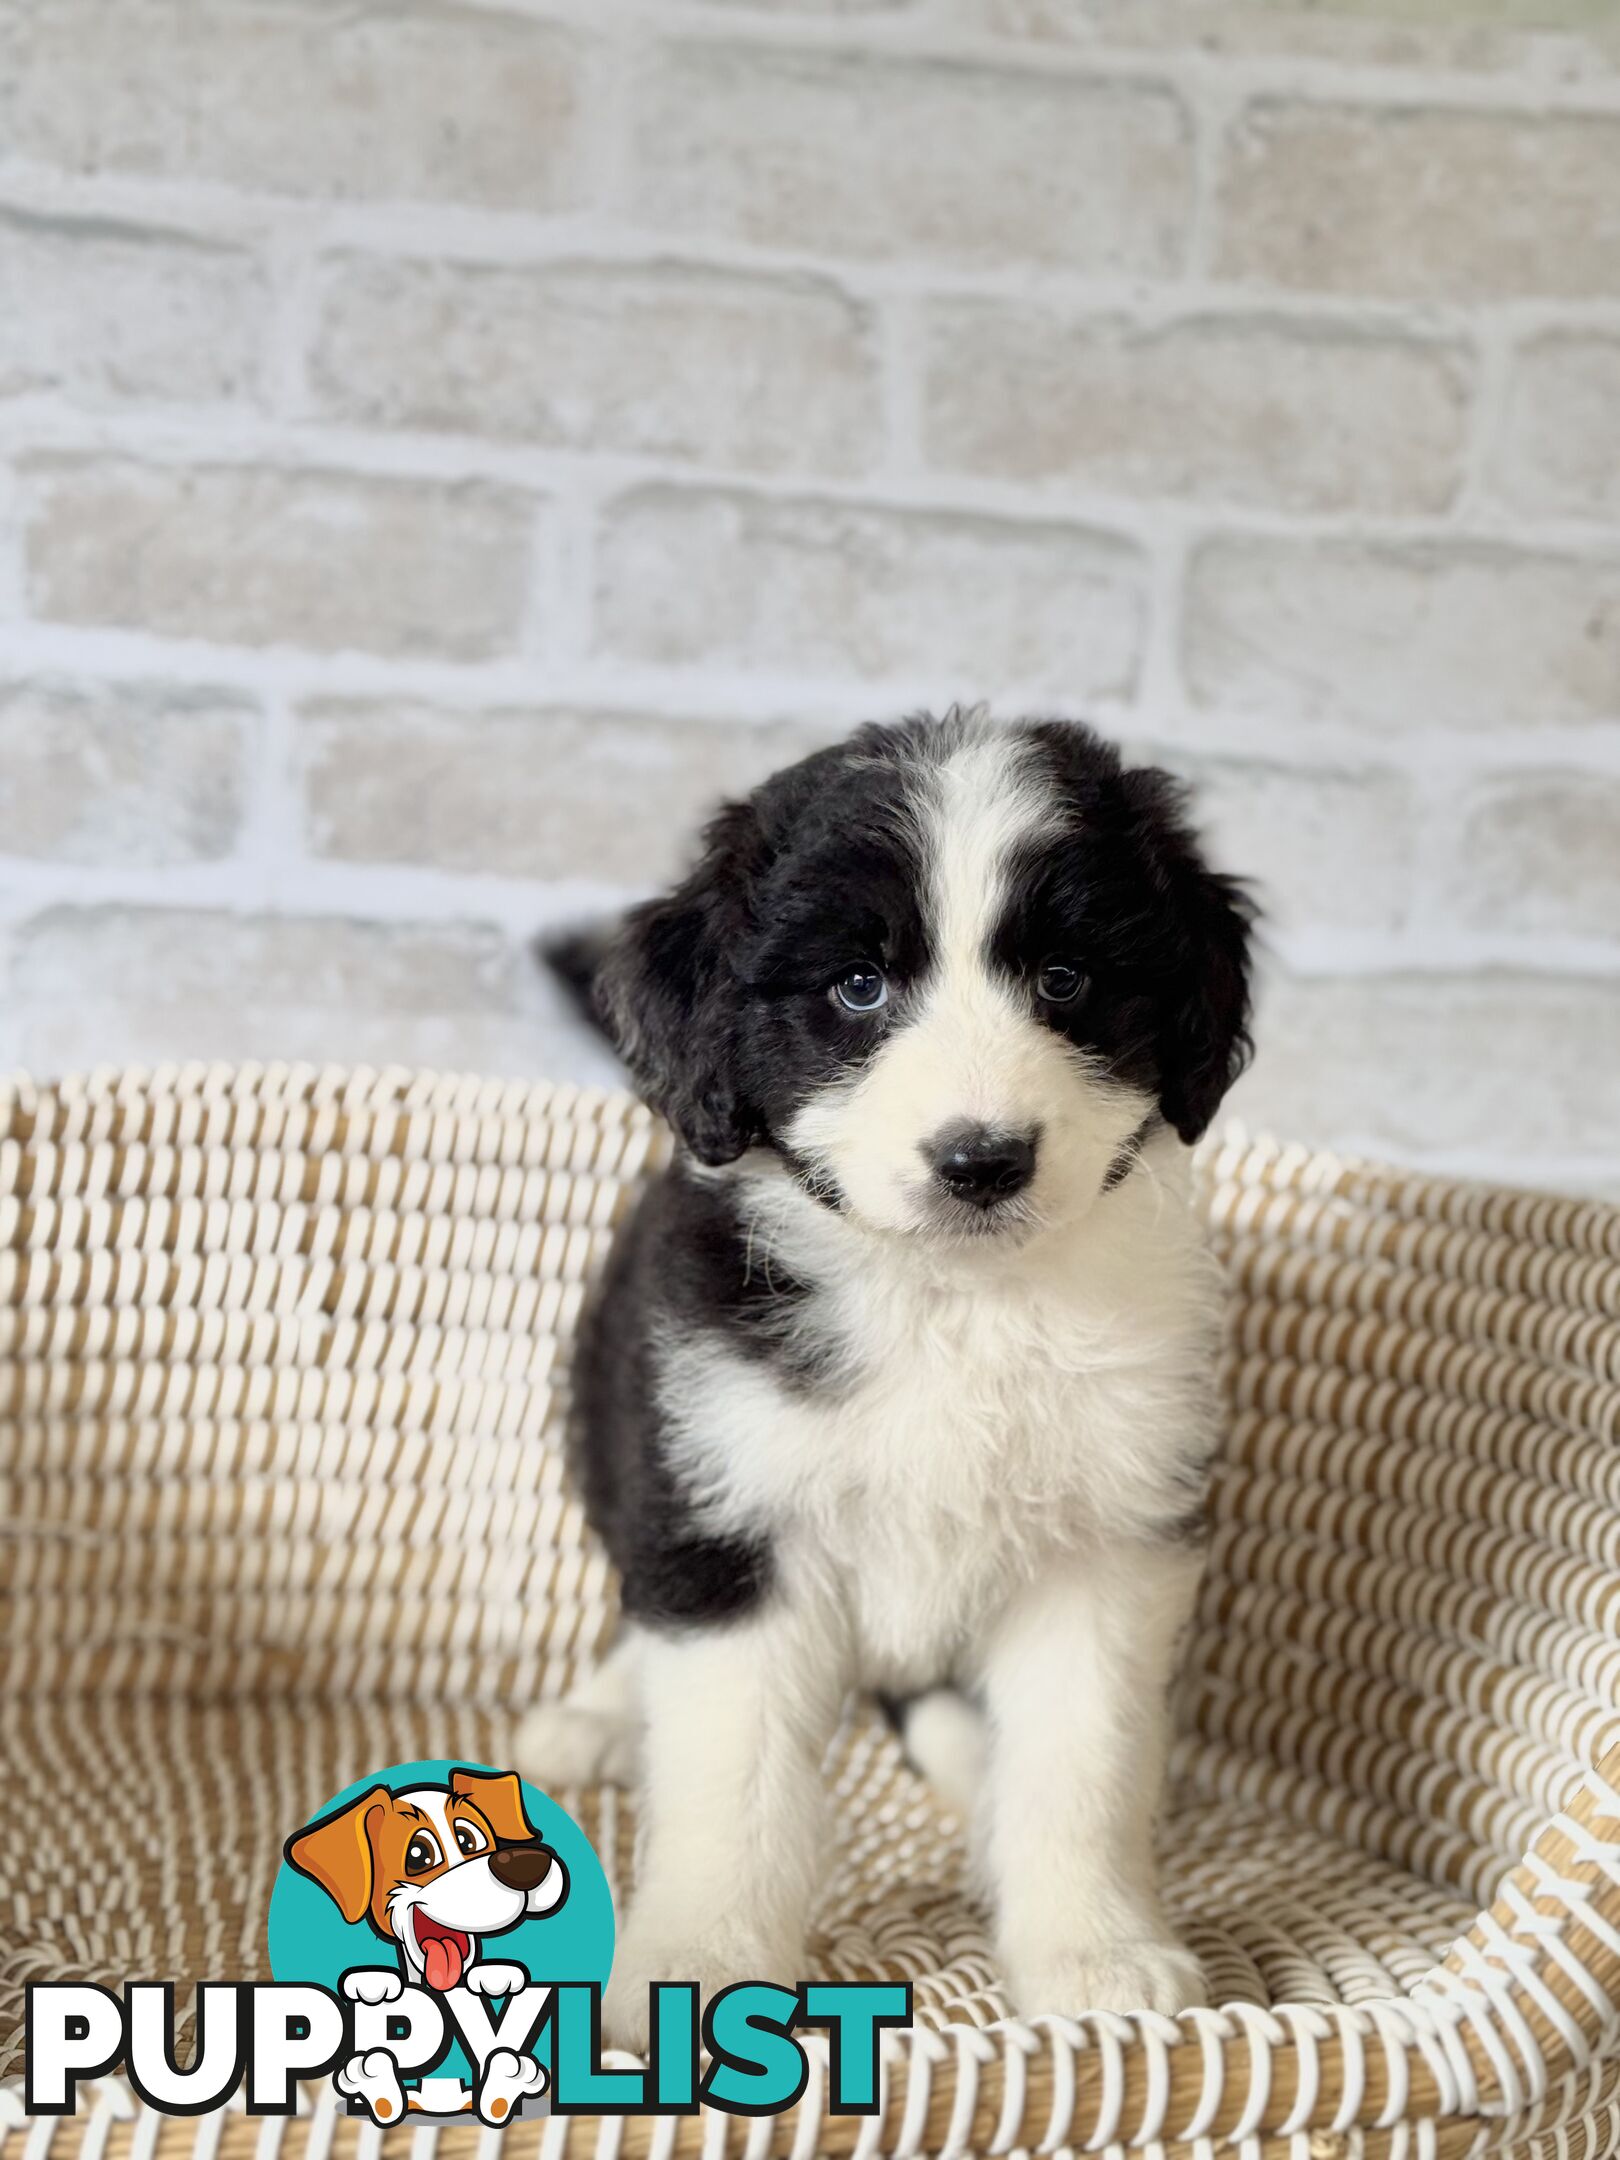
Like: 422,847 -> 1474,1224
832,963 -> 888,1014
1036,959 -> 1086,1006
452,1819 -> 488,1858
405,1832 -> 442,1876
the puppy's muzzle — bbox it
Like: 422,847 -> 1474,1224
924,1122 -> 1038,1208
489,1841 -> 553,1893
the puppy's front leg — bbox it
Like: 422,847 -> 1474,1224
985,1544 -> 1205,2019
602,1599 -> 844,2053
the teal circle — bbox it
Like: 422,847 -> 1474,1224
268,1758 -> 614,2086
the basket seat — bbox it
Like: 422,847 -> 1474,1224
2,1063 -> 1619,2160
0,1694 -> 1473,2038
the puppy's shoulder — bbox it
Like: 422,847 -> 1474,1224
572,1161 -> 782,1627
653,1160 -> 844,1389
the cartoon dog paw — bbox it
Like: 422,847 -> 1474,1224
476,2047 -> 547,2125
336,2048 -> 407,2124
463,1961 -> 526,1998
341,1969 -> 404,2006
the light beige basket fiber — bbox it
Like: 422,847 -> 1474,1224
3,1062 -> 1620,2160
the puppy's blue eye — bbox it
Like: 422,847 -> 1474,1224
1037,959 -> 1086,1005
833,963 -> 888,1014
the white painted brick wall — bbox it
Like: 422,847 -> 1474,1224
1,0 -> 1617,1196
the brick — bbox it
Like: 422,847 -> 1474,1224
630,41 -> 1191,273
1217,101 -> 1620,300
1184,538 -> 1620,734
0,210 -> 267,407
21,458 -> 538,660
924,307 -> 1469,514
1229,968 -> 1620,1159
939,0 -> 1620,73
595,486 -> 1146,694
0,680 -> 251,865
7,906 -> 623,1082
1494,335 -> 1620,521
696,0 -> 918,10
297,705 -> 837,886
1439,772 -> 1620,943
1135,749 -> 1416,935
309,258 -> 882,476
0,0 -> 590,212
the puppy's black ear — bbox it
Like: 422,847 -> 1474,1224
594,799 -> 764,1165
1123,769 -> 1257,1146
1158,865 -> 1254,1144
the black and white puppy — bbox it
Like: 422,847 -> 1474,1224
517,709 -> 1254,2046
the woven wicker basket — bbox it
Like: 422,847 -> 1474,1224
3,1062 -> 1619,2160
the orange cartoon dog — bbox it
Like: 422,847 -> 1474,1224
287,1768 -> 568,1994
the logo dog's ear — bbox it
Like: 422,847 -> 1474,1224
594,798 -> 767,1166
285,1787 -> 389,1925
450,1769 -> 535,1844
451,1762 -> 540,1848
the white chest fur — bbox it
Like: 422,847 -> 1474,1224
658,1139 -> 1221,1689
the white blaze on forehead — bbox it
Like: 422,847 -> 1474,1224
920,727 -> 1062,986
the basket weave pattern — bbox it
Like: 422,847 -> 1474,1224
2,1063 -> 1619,2160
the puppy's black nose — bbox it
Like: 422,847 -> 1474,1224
926,1124 -> 1037,1207
489,1843 -> 552,1892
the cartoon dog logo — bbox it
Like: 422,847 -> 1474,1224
286,1768 -> 569,1994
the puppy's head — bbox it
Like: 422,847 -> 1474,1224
285,1769 -> 564,1989
596,712 -> 1254,1245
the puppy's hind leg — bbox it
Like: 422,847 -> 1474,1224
886,1686 -> 993,1898
513,1628 -> 642,1789
891,1686 -> 988,1823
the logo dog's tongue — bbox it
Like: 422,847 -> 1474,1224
416,1914 -> 468,1991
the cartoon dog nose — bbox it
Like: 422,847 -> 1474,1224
926,1123 -> 1037,1207
489,1843 -> 552,1893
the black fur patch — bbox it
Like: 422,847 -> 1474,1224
990,723 -> 1256,1145
591,725 -> 934,1168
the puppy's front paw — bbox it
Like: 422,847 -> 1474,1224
1008,1938 -> 1206,2020
463,1961 -> 526,1998
601,1919 -> 802,2055
341,1969 -> 404,2006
